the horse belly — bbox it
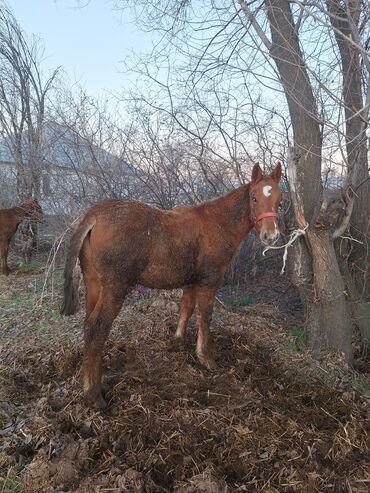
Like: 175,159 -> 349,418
138,245 -> 196,289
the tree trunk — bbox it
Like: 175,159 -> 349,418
308,230 -> 352,359
266,0 -> 353,361
327,0 -> 370,345
287,150 -> 353,361
338,251 -> 370,350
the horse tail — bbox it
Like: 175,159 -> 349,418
60,217 -> 96,316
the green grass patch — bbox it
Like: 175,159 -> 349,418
283,326 -> 308,354
25,278 -> 45,295
35,320 -> 54,339
0,469 -> 20,493
0,293 -> 34,310
217,292 -> 254,309
49,308 -> 62,321
345,373 -> 370,396
0,293 -> 36,329
17,259 -> 44,271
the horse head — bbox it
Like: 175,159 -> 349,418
249,162 -> 282,246
23,197 -> 43,221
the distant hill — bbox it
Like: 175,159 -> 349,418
0,120 -> 134,174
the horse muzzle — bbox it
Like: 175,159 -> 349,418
255,211 -> 280,246
260,230 -> 280,246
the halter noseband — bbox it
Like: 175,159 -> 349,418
255,211 -> 279,223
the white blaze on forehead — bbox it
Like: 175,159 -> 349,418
263,185 -> 272,197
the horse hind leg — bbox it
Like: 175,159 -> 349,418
85,274 -> 100,320
81,239 -> 100,319
0,242 -> 11,276
174,286 -> 196,343
83,286 -> 127,409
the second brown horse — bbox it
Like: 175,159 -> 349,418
0,198 -> 42,275
61,163 -> 282,408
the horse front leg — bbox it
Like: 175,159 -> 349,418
195,286 -> 218,370
174,285 -> 196,343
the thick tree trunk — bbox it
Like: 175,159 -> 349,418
308,230 -> 352,359
339,253 -> 370,349
287,150 -> 353,361
16,160 -> 40,264
287,237 -> 321,337
327,0 -> 369,232
265,0 -> 353,361
266,0 -> 322,222
285,195 -> 318,325
327,0 -> 370,345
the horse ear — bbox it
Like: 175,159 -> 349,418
270,162 -> 282,183
251,163 -> 263,183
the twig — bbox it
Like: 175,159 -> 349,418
262,225 -> 309,274
339,236 -> 363,245
35,216 -> 82,307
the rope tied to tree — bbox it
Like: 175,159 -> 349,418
262,224 -> 309,275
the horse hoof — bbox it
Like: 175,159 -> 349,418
169,336 -> 185,351
197,353 -> 217,370
84,391 -> 107,410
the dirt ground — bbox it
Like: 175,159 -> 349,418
0,262 -> 369,493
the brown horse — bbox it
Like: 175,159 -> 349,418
61,162 -> 282,409
0,198 -> 43,275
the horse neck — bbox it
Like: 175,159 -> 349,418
206,184 -> 253,242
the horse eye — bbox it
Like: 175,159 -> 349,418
252,197 -> 257,203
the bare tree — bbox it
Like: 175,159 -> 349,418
326,0 -> 370,343
114,0 -> 370,360
0,2 -> 60,258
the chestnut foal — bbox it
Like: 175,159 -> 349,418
61,163 -> 282,408
0,198 -> 42,275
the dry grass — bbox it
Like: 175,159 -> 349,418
0,267 -> 369,493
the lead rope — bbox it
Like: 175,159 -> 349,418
262,224 -> 309,274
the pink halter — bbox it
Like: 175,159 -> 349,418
255,211 -> 279,223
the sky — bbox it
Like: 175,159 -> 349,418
10,0 -> 153,96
